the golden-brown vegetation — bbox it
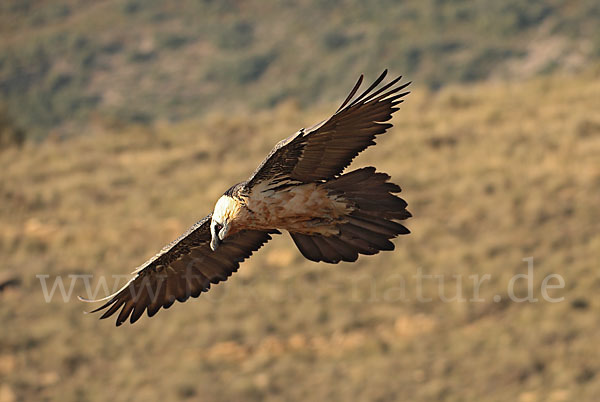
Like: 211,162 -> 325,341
1,69 -> 599,401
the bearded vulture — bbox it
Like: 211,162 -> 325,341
82,70 -> 412,326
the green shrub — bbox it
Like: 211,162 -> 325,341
235,52 -> 275,84
323,30 -> 351,50
217,21 -> 254,50
156,33 -> 191,50
0,104 -> 26,148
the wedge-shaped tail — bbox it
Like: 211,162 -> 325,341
290,167 -> 411,263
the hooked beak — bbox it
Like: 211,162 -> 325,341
210,220 -> 230,251
210,235 -> 221,252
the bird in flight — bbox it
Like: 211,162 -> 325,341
82,70 -> 412,326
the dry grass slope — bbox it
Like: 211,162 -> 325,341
1,69 -> 599,401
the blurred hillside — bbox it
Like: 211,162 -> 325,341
1,0 -> 599,140
1,69 -> 599,401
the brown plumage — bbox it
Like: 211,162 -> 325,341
81,70 -> 412,326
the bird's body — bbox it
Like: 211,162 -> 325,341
83,70 -> 413,326
216,181 -> 348,236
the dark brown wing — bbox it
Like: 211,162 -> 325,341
246,70 -> 410,188
80,214 -> 277,326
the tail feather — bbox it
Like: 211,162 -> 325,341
349,212 -> 410,234
322,237 -> 359,262
290,233 -> 322,261
345,215 -> 401,237
290,167 -> 411,264
340,224 -> 395,250
313,237 -> 345,263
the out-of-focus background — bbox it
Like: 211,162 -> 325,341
1,1 -> 599,401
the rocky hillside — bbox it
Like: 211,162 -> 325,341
1,0 -> 599,140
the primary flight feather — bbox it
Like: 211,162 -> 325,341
81,70 -> 412,326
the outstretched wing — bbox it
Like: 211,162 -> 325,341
81,214 -> 277,326
247,70 -> 410,188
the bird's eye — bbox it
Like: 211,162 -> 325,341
214,223 -> 223,233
